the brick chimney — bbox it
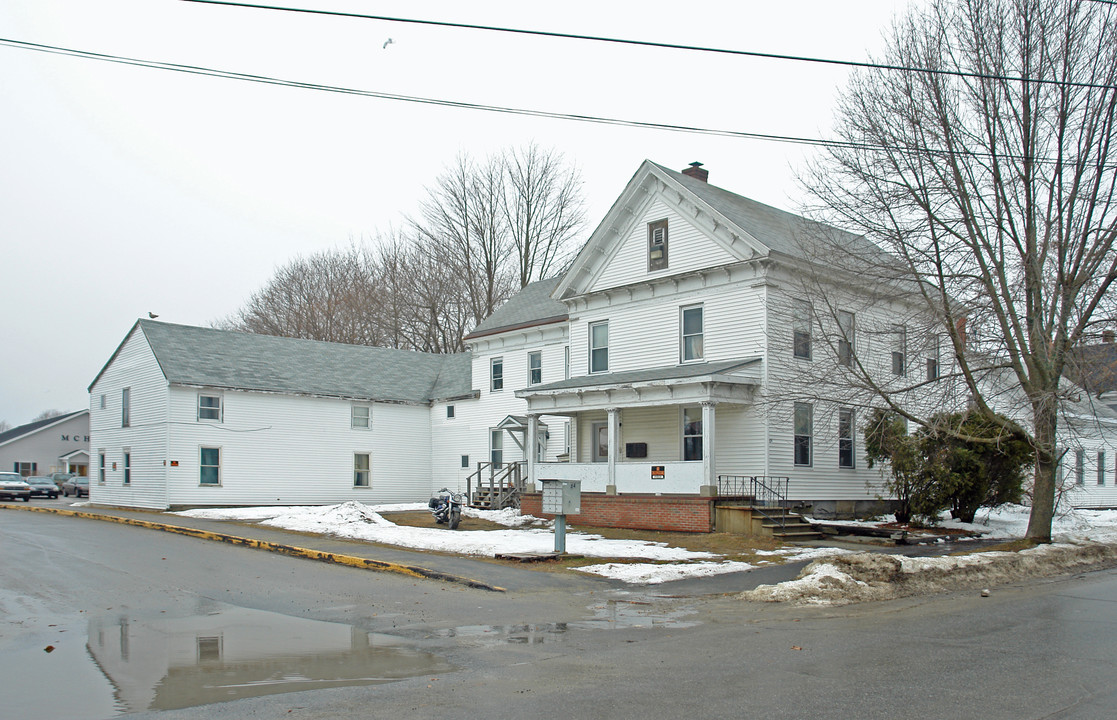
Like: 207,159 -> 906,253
681,162 -> 708,182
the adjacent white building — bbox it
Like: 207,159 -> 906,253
88,160 -> 1117,515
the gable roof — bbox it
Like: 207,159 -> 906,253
0,410 -> 88,447
465,276 -> 567,340
555,160 -> 882,300
91,320 -> 474,404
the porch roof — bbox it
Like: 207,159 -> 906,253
515,358 -> 761,411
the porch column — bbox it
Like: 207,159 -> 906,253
606,407 -> 620,495
701,401 -> 718,497
525,413 -> 538,493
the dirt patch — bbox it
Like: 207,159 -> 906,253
741,541 -> 1117,606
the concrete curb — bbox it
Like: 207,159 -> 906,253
2,504 -> 506,592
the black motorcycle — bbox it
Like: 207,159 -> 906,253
428,488 -> 464,529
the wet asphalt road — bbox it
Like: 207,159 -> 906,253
4,506 -> 1117,719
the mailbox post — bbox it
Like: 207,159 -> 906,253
540,479 -> 581,554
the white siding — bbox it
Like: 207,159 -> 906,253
590,197 -> 738,292
164,389 -> 432,507
88,330 -> 170,509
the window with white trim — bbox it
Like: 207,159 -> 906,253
837,310 -> 855,367
793,300 -> 812,360
838,409 -> 855,469
447,405 -> 455,419
14,461 -> 36,477
198,394 -> 222,421
682,407 -> 703,461
490,429 -> 504,466
892,326 -> 907,376
123,450 -> 131,485
648,219 -> 668,271
354,453 -> 370,487
491,357 -> 504,391
681,306 -> 704,362
351,405 -> 370,429
1098,450 -> 1106,486
200,447 -> 221,486
794,403 -> 813,466
589,321 -> 609,373
926,334 -> 940,381
121,387 -> 131,427
98,452 -> 105,484
1075,449 -> 1085,485
461,454 -> 470,469
528,351 -> 542,385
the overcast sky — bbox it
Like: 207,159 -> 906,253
0,0 -> 908,426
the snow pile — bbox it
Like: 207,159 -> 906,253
577,560 -> 760,585
743,541 -> 1117,606
177,502 -> 716,561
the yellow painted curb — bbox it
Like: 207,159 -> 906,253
2,504 -> 505,592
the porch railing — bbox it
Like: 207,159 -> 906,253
466,461 -> 526,510
717,475 -> 791,530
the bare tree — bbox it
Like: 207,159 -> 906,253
32,409 -> 66,422
0,420 -> 11,433
801,0 -> 1117,541
502,143 -> 586,288
222,245 -> 384,346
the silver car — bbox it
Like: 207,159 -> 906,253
0,472 -> 32,502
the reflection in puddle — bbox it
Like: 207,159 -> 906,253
5,604 -> 453,718
427,598 -> 699,646
87,606 -> 454,713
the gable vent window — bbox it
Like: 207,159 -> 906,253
648,219 -> 669,271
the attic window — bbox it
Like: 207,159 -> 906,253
648,219 -> 668,271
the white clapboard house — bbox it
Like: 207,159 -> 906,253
89,160 -> 1117,516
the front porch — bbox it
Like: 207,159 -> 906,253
515,358 -> 763,496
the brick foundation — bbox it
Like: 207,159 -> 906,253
520,493 -> 715,533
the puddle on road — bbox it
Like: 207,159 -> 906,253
1,604 -> 453,719
425,597 -> 699,646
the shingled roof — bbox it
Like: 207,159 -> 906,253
90,321 -> 475,404
0,410 -> 87,447
465,276 -> 567,339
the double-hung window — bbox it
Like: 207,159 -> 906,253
1099,451 -> 1107,486
351,405 -> 371,429
837,310 -> 855,367
926,335 -> 940,381
682,407 -> 703,461
121,388 -> 131,427
794,403 -> 813,466
1075,449 -> 1085,485
123,450 -> 131,485
490,429 -> 504,466
200,447 -> 221,486
98,452 -> 105,484
589,321 -> 609,373
354,453 -> 370,487
793,300 -> 812,360
198,394 -> 222,421
528,351 -> 542,385
681,306 -> 704,362
838,409 -> 855,469
491,357 -> 504,391
892,326 -> 907,376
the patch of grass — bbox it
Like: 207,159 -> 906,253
382,509 -> 790,569
950,537 -> 1041,555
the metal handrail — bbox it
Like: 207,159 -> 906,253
717,475 -> 791,529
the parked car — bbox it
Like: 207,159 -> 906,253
25,476 -> 61,499
61,476 -> 89,498
0,472 -> 32,502
50,472 -> 74,487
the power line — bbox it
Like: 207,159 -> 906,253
0,36 -> 1108,168
0,37 -> 877,152
181,0 -> 1117,91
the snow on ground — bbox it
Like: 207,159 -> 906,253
170,502 -> 1117,591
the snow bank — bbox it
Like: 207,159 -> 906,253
742,541 -> 1117,606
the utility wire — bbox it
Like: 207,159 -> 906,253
0,36 -> 1106,167
181,0 -> 1117,91
0,37 -> 878,152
